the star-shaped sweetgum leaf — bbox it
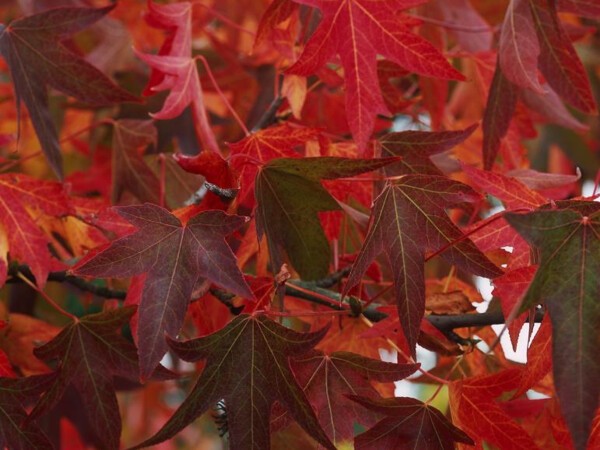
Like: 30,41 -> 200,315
0,174 -> 73,288
506,201 -> 600,450
0,5 -> 138,179
0,373 -> 55,449
348,395 -> 474,450
132,314 -> 336,450
344,175 -> 502,356
284,350 -> 419,445
287,0 -> 465,149
255,156 -> 398,280
72,204 -> 253,380
28,307 -> 173,450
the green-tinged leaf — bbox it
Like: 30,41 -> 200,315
255,157 -> 397,279
344,175 -> 501,356
111,119 -> 160,205
29,307 -> 173,450
348,395 -> 474,450
0,374 -> 55,450
132,314 -> 336,450
72,204 -> 253,380
0,5 -> 138,179
506,202 -> 600,450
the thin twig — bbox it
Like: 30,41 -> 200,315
251,95 -> 284,132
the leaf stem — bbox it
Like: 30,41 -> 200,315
195,55 -> 250,136
193,2 -> 256,36
16,272 -> 77,321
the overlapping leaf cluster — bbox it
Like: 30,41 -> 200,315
0,0 -> 598,449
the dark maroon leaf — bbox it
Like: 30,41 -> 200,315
111,119 -> 160,205
344,175 -> 501,356
132,314 -> 336,450
0,374 -> 55,450
72,204 -> 254,380
349,395 -> 474,449
482,62 -> 519,170
380,124 -> 477,176
282,350 -> 419,445
29,307 -> 172,450
0,5 -> 138,178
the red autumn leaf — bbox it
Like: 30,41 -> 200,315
0,313 -> 61,376
344,175 -> 501,356
229,123 -> 319,205
467,212 -> 532,269
132,314 -> 336,450
379,125 -> 478,176
462,163 -> 547,210
0,174 -> 73,288
482,62 -> 519,170
111,119 -> 160,205
558,0 -> 600,18
287,0 -> 465,149
0,350 -> 13,377
520,82 -> 588,132
281,350 -> 419,445
255,156 -> 397,280
529,0 -> 597,114
349,395 -> 474,450
313,141 -> 376,241
0,5 -> 137,178
174,151 -> 236,189
174,151 -> 237,210
499,0 -> 544,93
428,0 -> 493,54
513,313 -> 552,398
143,1 -> 194,95
507,168 -> 581,193
492,265 -> 538,351
449,368 -> 540,449
0,373 -> 55,449
506,202 -> 600,450
72,204 -> 253,380
137,1 -> 219,153
254,0 -> 297,49
29,307 -> 172,450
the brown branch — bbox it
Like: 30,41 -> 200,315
8,265 -> 127,300
5,264 -> 543,336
